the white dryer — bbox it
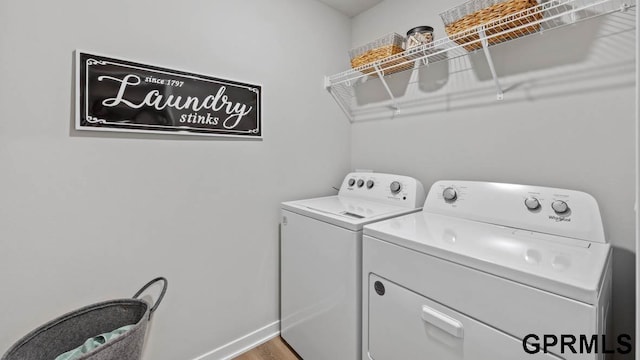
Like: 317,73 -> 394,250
281,172 -> 426,360
362,181 -> 612,360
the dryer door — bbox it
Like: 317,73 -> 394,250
366,274 -> 562,360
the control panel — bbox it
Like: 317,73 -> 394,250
424,181 -> 606,244
338,172 -> 426,209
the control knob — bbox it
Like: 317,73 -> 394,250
348,178 -> 356,187
390,181 -> 402,194
524,197 -> 541,211
443,187 -> 457,201
357,179 -> 365,188
366,180 -> 375,189
552,200 -> 569,214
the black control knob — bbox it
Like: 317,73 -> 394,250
348,178 -> 356,187
357,179 -> 365,188
366,180 -> 375,189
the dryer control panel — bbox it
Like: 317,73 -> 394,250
339,172 -> 426,209
424,181 -> 605,244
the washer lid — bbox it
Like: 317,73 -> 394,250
282,196 -> 419,231
364,212 -> 611,304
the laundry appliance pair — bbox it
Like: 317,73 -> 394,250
280,173 -> 612,360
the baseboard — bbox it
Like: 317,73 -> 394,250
192,320 -> 280,360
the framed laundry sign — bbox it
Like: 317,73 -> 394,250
75,51 -> 261,138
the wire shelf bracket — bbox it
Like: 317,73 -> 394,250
373,64 -> 401,112
478,26 -> 505,100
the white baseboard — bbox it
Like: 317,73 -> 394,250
192,321 -> 280,360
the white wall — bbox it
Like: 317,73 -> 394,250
636,3 -> 640,359
0,1 -> 351,359
351,0 -> 636,358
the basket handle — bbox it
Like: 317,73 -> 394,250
133,277 -> 168,319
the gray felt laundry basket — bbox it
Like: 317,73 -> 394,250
1,277 -> 167,360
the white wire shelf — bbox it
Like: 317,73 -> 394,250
325,0 -> 635,122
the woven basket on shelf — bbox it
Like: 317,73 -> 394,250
349,33 -> 413,76
441,0 -> 543,52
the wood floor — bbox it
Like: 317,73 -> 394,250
233,336 -> 301,360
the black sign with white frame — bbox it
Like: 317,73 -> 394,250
75,51 -> 261,138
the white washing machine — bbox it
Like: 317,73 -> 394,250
281,172 -> 426,360
362,181 -> 612,360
